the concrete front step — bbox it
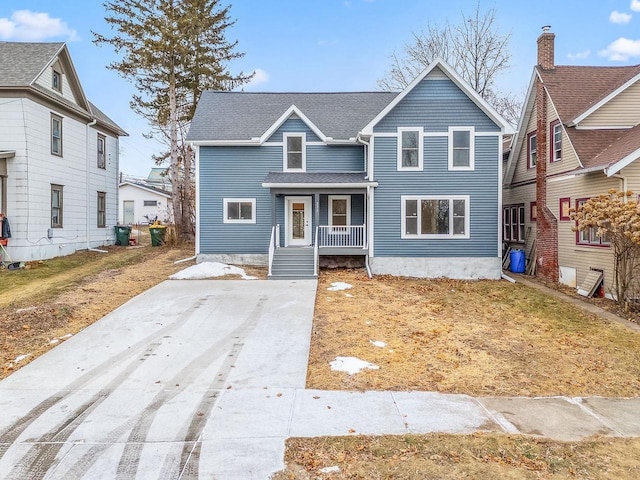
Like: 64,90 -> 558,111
270,247 -> 316,279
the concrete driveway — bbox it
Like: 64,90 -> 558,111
0,279 -> 317,479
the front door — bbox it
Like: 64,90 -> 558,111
286,196 -> 312,246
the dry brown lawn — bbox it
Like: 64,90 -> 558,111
274,434 -> 640,479
308,269 -> 640,397
0,244 -> 198,379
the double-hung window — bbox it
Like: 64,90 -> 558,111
52,69 -> 62,92
401,196 -> 469,239
97,192 -> 106,228
51,114 -> 63,156
283,133 -> 305,171
448,127 -> 474,170
503,205 -> 525,242
223,198 -> 256,224
550,121 -> 562,162
397,128 -> 423,170
576,199 -> 610,246
97,134 -> 106,169
328,195 -> 350,233
527,132 -> 537,168
51,184 -> 63,228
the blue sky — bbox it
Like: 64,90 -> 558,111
2,0 -> 640,176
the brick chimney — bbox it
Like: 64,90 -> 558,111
537,26 -> 555,70
535,26 -> 559,283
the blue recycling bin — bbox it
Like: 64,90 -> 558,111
510,249 -> 526,273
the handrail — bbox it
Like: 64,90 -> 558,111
268,225 -> 276,277
314,226 -> 319,277
317,225 -> 366,248
275,224 -> 280,247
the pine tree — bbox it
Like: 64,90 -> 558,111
93,0 -> 251,239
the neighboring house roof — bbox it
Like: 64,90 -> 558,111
188,91 -> 398,142
538,65 -> 640,124
262,172 -> 377,188
0,41 -> 127,137
119,181 -> 172,198
505,62 -> 640,184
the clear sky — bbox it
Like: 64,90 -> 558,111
2,0 -> 640,176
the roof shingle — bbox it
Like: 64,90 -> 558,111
187,91 -> 399,142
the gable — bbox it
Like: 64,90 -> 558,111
34,57 -> 83,107
373,67 -> 499,133
578,79 -> 640,128
265,115 -> 322,143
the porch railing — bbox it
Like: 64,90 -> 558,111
317,225 -> 366,248
268,224 -> 280,277
314,226 -> 319,276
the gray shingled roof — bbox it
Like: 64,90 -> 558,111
0,42 -> 64,86
187,91 -> 399,142
0,42 -> 126,136
262,172 -> 371,185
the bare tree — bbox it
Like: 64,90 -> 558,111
378,3 -> 521,125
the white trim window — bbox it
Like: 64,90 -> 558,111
551,122 -> 562,162
283,133 -> 306,171
401,195 -> 470,239
328,195 -> 351,233
97,134 -> 106,169
397,127 -> 423,171
223,198 -> 256,224
448,127 -> 475,170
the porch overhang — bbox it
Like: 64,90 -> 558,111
0,150 -> 16,160
261,172 -> 377,190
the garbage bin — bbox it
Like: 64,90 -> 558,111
510,249 -> 526,274
114,225 -> 131,246
149,225 -> 167,247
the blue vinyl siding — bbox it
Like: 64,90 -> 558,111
374,78 -> 499,133
266,117 -> 321,142
199,146 -> 279,254
373,135 -> 499,257
307,145 -> 363,172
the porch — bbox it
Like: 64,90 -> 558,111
261,172 -> 375,278
268,224 -> 368,279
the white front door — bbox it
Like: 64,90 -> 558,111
286,196 -> 312,246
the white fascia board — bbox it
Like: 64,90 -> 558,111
570,72 -> 640,126
605,147 -> 640,176
361,57 -> 514,136
188,139 -> 261,146
261,182 -> 378,189
258,105 -> 327,143
119,181 -> 172,198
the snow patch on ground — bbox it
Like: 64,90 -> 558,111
330,356 -> 379,375
370,340 -> 387,348
327,282 -> 352,291
169,262 -> 257,280
345,293 -> 353,298
319,466 -> 340,474
13,354 -> 31,363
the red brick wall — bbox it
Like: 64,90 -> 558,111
535,78 -> 559,283
537,32 -> 555,70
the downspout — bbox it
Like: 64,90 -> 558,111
610,174 -> 627,197
86,118 -> 106,253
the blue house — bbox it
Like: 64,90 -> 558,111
187,59 -> 512,279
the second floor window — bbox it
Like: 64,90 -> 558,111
284,133 -> 305,171
551,121 -> 562,162
51,114 -> 63,156
449,127 -> 474,170
527,132 -> 537,168
97,134 -> 106,169
397,128 -> 422,170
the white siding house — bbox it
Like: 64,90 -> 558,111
0,42 -> 127,261
118,181 -> 172,225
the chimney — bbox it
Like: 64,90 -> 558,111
537,25 -> 555,70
